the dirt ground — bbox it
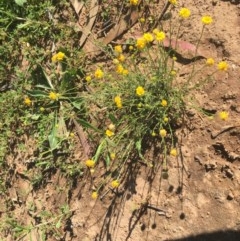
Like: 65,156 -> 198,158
2,0 -> 240,241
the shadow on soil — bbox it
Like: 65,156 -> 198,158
166,230 -> 240,241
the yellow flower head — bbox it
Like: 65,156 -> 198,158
129,45 -> 134,51
163,117 -> 169,123
91,191 -> 98,199
143,33 -> 154,43
159,129 -> 167,138
169,0 -> 177,5
219,111 -> 229,121
110,152 -> 116,160
52,52 -> 65,62
161,99 -> 168,107
206,58 -> 215,66
139,18 -> 145,23
153,28 -> 159,35
151,131 -> 157,137
118,54 -> 125,62
49,91 -> 59,101
40,107 -> 45,112
114,96 -> 122,108
136,37 -> 146,49
170,148 -> 177,157
179,8 -> 191,19
85,75 -> 92,82
95,68 -> 104,79
113,58 -> 119,65
85,159 -> 95,168
111,180 -> 120,188
24,97 -> 32,106
217,61 -> 228,71
116,64 -> 124,74
114,45 -> 122,54
136,86 -> 145,96
122,69 -> 129,75
155,31 -> 166,42
130,0 -> 138,5
106,129 -> 114,137
201,16 -> 213,25
170,70 -> 176,76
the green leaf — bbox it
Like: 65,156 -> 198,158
105,154 -> 110,167
15,0 -> 27,6
27,90 -> 47,97
136,139 -> 144,159
55,218 -> 62,229
77,119 -> 101,132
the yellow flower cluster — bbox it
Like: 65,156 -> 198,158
161,99 -> 168,107
52,52 -> 65,62
85,75 -> 91,82
114,96 -> 122,108
219,111 -> 229,121
114,45 -> 122,54
201,16 -> 213,25
217,61 -> 228,71
95,68 -> 104,79
130,0 -> 138,5
85,159 -> 95,168
91,191 -> 98,199
179,8 -> 191,19
111,180 -> 120,188
159,129 -> 167,138
49,91 -> 60,101
170,148 -> 177,157
24,97 -> 32,106
106,129 -> 114,137
136,86 -> 145,96
169,0 -> 177,5
206,58 -> 215,66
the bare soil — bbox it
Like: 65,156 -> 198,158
2,0 -> 240,241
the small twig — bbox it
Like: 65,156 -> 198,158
72,118 -> 91,159
152,1 -> 171,29
146,205 -> 166,215
211,125 -> 240,139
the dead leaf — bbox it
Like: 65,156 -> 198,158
79,0 -> 99,47
70,0 -> 84,15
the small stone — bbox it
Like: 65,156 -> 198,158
205,161 -> 217,171
227,191 -> 234,200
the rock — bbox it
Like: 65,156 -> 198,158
227,191 -> 234,200
205,161 -> 217,171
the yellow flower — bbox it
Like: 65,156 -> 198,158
122,69 -> 129,75
169,0 -> 177,5
179,8 -> 191,19
155,31 -> 166,42
217,61 -> 228,71
85,159 -> 95,168
24,97 -> 32,106
201,16 -> 213,25
116,64 -> 124,74
113,58 -> 119,65
170,148 -> 177,157
130,0 -> 138,5
69,132 -> 75,137
139,18 -> 145,23
91,191 -> 98,199
85,75 -> 91,82
136,37 -> 146,49
52,52 -> 65,62
219,111 -> 229,121
206,58 -> 215,66
143,33 -> 154,43
129,45 -> 134,51
159,129 -> 167,138
110,152 -> 116,160
111,180 -> 120,188
114,45 -> 122,54
151,131 -> 157,137
153,28 -> 159,35
172,56 -> 177,61
163,117 -> 169,123
118,54 -> 125,62
114,96 -> 122,108
95,68 -> 104,79
106,129 -> 114,137
49,91 -> 59,101
170,70 -> 176,76
40,107 -> 45,111
136,86 -> 145,96
161,99 -> 168,107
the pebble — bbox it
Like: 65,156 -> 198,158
227,191 -> 234,200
